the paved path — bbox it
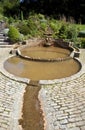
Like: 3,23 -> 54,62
0,47 -> 85,130
39,49 -> 85,130
0,48 -> 27,130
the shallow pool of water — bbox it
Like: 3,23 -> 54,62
4,56 -> 81,80
20,46 -> 70,59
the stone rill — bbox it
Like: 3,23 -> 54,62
3,39 -> 81,130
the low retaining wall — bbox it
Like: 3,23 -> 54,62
39,58 -> 82,85
55,39 -> 80,58
17,48 -> 72,62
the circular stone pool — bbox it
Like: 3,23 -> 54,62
4,46 -> 81,81
19,46 -> 70,60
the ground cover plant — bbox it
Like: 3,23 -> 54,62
0,10 -> 85,48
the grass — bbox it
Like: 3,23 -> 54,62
76,24 -> 85,31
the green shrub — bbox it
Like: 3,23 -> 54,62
58,24 -> 67,39
18,23 -> 29,35
78,31 -> 85,37
8,17 -> 14,24
8,26 -> 20,43
50,21 -> 59,33
79,38 -> 85,48
67,25 -> 78,42
40,22 -> 47,31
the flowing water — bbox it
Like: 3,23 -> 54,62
19,85 -> 44,130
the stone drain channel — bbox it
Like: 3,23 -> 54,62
0,48 -> 85,130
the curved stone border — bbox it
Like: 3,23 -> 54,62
0,47 -> 84,130
1,48 -> 82,86
0,54 -> 30,84
2,53 -> 83,86
17,45 -> 72,62
39,58 -> 83,84
55,39 -> 81,58
0,44 -> 82,86
17,48 -> 72,62
17,39 -> 81,63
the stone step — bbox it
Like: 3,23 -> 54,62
0,45 -> 12,48
0,42 -> 9,45
0,33 -> 4,36
0,36 -> 5,39
0,39 -> 5,42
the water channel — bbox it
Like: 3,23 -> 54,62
4,45 -> 81,130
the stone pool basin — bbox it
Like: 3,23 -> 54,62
4,45 -> 81,81
3,43 -> 82,130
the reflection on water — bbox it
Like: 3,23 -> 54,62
4,56 -> 81,80
5,61 -> 24,75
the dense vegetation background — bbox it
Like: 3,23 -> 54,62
0,0 -> 85,23
0,0 -> 85,48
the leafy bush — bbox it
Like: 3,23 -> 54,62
79,38 -> 85,48
8,17 -> 15,24
67,25 -> 78,42
8,26 -> 20,43
49,21 -> 59,38
18,23 -> 29,35
40,22 -> 47,31
78,31 -> 85,37
58,24 -> 67,39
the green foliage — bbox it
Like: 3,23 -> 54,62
78,31 -> 85,37
2,13 -> 85,48
27,18 -> 39,36
0,14 -> 3,20
79,38 -> 85,48
18,22 -> 29,35
40,22 -> 47,31
8,26 -> 20,43
58,24 -> 67,39
8,17 -> 15,24
67,25 -> 78,42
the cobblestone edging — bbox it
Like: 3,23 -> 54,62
0,54 -> 30,84
0,48 -> 85,130
38,50 -> 85,130
39,72 -> 85,130
39,58 -> 83,85
0,72 -> 26,130
0,48 -> 28,130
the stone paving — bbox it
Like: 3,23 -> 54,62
39,49 -> 85,130
0,47 -> 85,130
39,73 -> 85,130
0,48 -> 27,130
0,73 -> 26,130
